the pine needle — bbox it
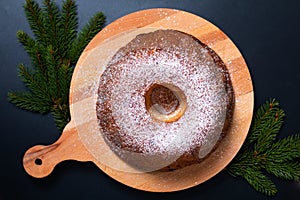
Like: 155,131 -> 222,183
8,0 -> 105,131
70,12 -> 105,63
7,91 -> 52,113
227,99 -> 300,196
243,167 -> 278,196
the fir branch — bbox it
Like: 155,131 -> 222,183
245,99 -> 282,146
17,31 -> 41,67
60,0 -> 78,58
17,64 -> 48,99
9,0 -> 106,131
255,106 -> 285,152
227,99 -> 300,196
243,167 -> 278,196
44,45 -> 58,96
51,103 -> 70,132
7,91 -> 52,113
267,133 -> 300,162
42,0 -> 61,51
265,160 -> 300,181
24,0 -> 47,46
70,12 -> 105,63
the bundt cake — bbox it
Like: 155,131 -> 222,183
96,29 -> 234,172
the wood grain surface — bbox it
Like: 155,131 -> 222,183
23,8 -> 254,192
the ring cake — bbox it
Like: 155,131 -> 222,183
96,29 -> 234,172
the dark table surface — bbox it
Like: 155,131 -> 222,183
1,0 -> 300,199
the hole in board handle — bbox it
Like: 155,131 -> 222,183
35,158 -> 43,166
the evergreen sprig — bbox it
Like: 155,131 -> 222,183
226,99 -> 300,196
8,0 -> 105,131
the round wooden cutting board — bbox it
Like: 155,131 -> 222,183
23,8 -> 254,192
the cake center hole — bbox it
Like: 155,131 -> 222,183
150,84 -> 179,114
145,83 -> 187,122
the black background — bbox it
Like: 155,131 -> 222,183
1,0 -> 300,199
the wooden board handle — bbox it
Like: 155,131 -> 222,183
23,121 -> 92,178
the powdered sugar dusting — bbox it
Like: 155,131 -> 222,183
96,30 -> 230,171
